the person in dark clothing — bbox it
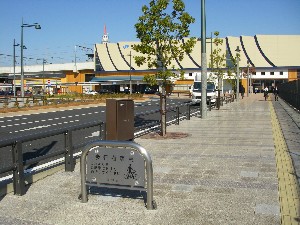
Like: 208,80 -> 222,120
240,85 -> 245,99
263,86 -> 269,101
274,86 -> 279,101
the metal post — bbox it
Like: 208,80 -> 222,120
235,46 -> 240,102
247,61 -> 249,97
201,0 -> 207,118
20,21 -> 24,98
12,141 -> 26,195
129,51 -> 132,95
13,39 -> 19,97
236,58 -> 239,101
43,59 -> 45,94
176,106 -> 179,125
20,20 -> 41,98
64,130 -> 75,172
187,104 -> 190,120
198,101 -> 202,118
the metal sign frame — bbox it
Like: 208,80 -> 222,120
80,140 -> 155,210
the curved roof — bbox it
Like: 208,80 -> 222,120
94,35 -> 300,72
255,35 -> 300,67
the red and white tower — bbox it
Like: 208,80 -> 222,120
102,24 -> 109,44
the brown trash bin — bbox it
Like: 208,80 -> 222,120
106,99 -> 134,141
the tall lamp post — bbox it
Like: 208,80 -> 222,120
13,39 -> 20,97
235,46 -> 240,102
247,60 -> 250,97
36,58 -> 47,94
21,20 -> 41,98
128,51 -> 132,95
201,0 -> 207,118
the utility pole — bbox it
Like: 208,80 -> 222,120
235,46 -> 240,102
129,51 -> 132,95
201,0 -> 207,118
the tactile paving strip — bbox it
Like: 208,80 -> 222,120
270,101 -> 300,224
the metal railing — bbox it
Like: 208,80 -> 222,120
0,97 -> 235,196
279,80 -> 300,111
0,121 -> 105,195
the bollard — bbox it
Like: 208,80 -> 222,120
12,141 -> 26,195
208,100 -> 212,111
64,130 -> 75,172
176,107 -> 180,125
198,102 -> 202,118
187,104 -> 190,120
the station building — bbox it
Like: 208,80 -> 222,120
0,33 -> 299,95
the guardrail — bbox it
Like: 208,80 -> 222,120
0,121 -> 105,195
134,102 -> 199,137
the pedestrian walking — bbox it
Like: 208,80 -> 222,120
274,86 -> 279,101
263,86 -> 269,101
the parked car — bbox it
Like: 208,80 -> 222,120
123,89 -> 136,94
24,90 -> 33,96
144,88 -> 157,94
84,90 -> 99,95
98,89 -> 113,94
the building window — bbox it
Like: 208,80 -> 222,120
270,72 -> 274,75
189,73 -> 192,76
261,72 -> 265,75
252,72 -> 256,75
280,71 -> 283,75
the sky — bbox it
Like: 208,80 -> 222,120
0,0 -> 299,66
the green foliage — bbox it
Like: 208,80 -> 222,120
14,100 -> 20,109
209,32 -> 226,86
209,31 -> 238,89
133,0 -> 196,87
24,98 -> 30,108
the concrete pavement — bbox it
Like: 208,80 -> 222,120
0,93 -> 299,224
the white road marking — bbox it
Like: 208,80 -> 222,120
18,125 -> 52,132
85,131 -> 100,139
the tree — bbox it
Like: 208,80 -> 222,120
133,0 -> 196,136
209,32 -> 239,96
209,31 -> 226,91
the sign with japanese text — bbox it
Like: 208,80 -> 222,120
86,147 -> 145,187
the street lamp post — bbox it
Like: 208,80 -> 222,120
201,0 -> 207,118
235,46 -> 240,102
247,60 -> 250,97
37,58 -> 47,94
128,51 -> 132,95
13,39 -> 20,97
20,20 -> 41,98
